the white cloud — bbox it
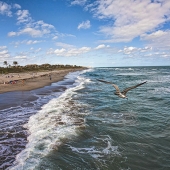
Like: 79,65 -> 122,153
141,30 -> 170,49
8,7 -> 55,38
9,27 -> 47,37
35,48 -> 42,52
141,30 -> 167,40
26,40 -> 42,45
0,50 -> 8,55
14,55 -> 27,59
19,27 -> 42,37
161,54 -> 170,58
0,46 -> 10,59
95,44 -> 106,50
78,20 -> 91,29
56,42 -> 75,49
4,2 -> 71,40
13,4 -> 21,9
122,47 -> 138,55
71,0 -> 87,6
0,2 -> 21,17
0,46 -> 7,50
54,48 -> 66,55
28,47 -> 42,54
144,51 -> 170,58
47,46 -> 91,57
35,20 -> 55,29
16,9 -> 31,24
118,46 -> 152,55
144,53 -> 153,57
0,1 -> 12,16
94,44 -> 110,50
52,36 -> 58,40
89,0 -> 170,42
8,31 -> 17,37
139,46 -> 152,52
123,45 -> 170,60
10,22 -> 55,37
11,40 -> 42,47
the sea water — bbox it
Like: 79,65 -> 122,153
0,67 -> 170,170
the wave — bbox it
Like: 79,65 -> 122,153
115,73 -> 143,76
154,87 -> 170,94
67,135 -> 120,159
8,71 -> 89,170
115,68 -> 134,71
148,75 -> 170,84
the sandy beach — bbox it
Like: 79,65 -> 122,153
0,68 -> 85,94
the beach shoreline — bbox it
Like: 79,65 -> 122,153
0,68 -> 86,94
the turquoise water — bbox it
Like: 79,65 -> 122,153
1,67 -> 170,170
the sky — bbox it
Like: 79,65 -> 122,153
0,0 -> 170,67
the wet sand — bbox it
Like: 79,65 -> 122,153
0,68 -> 85,94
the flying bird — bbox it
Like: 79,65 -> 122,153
97,79 -> 147,99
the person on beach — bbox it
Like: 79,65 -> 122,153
22,79 -> 25,86
49,74 -> 52,80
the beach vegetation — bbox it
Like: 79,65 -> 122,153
13,61 -> 18,67
0,63 -> 84,74
3,61 -> 8,67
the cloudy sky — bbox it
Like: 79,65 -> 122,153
0,0 -> 170,67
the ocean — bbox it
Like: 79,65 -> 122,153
0,66 -> 170,170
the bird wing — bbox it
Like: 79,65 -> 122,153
121,81 -> 147,95
97,79 -> 120,92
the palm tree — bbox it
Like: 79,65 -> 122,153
3,61 -> 8,67
13,61 -> 18,67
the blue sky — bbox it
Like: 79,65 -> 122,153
0,0 -> 170,67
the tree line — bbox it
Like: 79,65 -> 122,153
3,61 -> 18,67
1,61 -> 83,74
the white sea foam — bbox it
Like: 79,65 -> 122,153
9,71 -> 89,170
115,68 -> 134,71
148,75 -> 170,84
67,135 -> 120,159
115,73 -> 142,76
82,68 -> 94,73
128,68 -> 134,71
154,87 -> 170,94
